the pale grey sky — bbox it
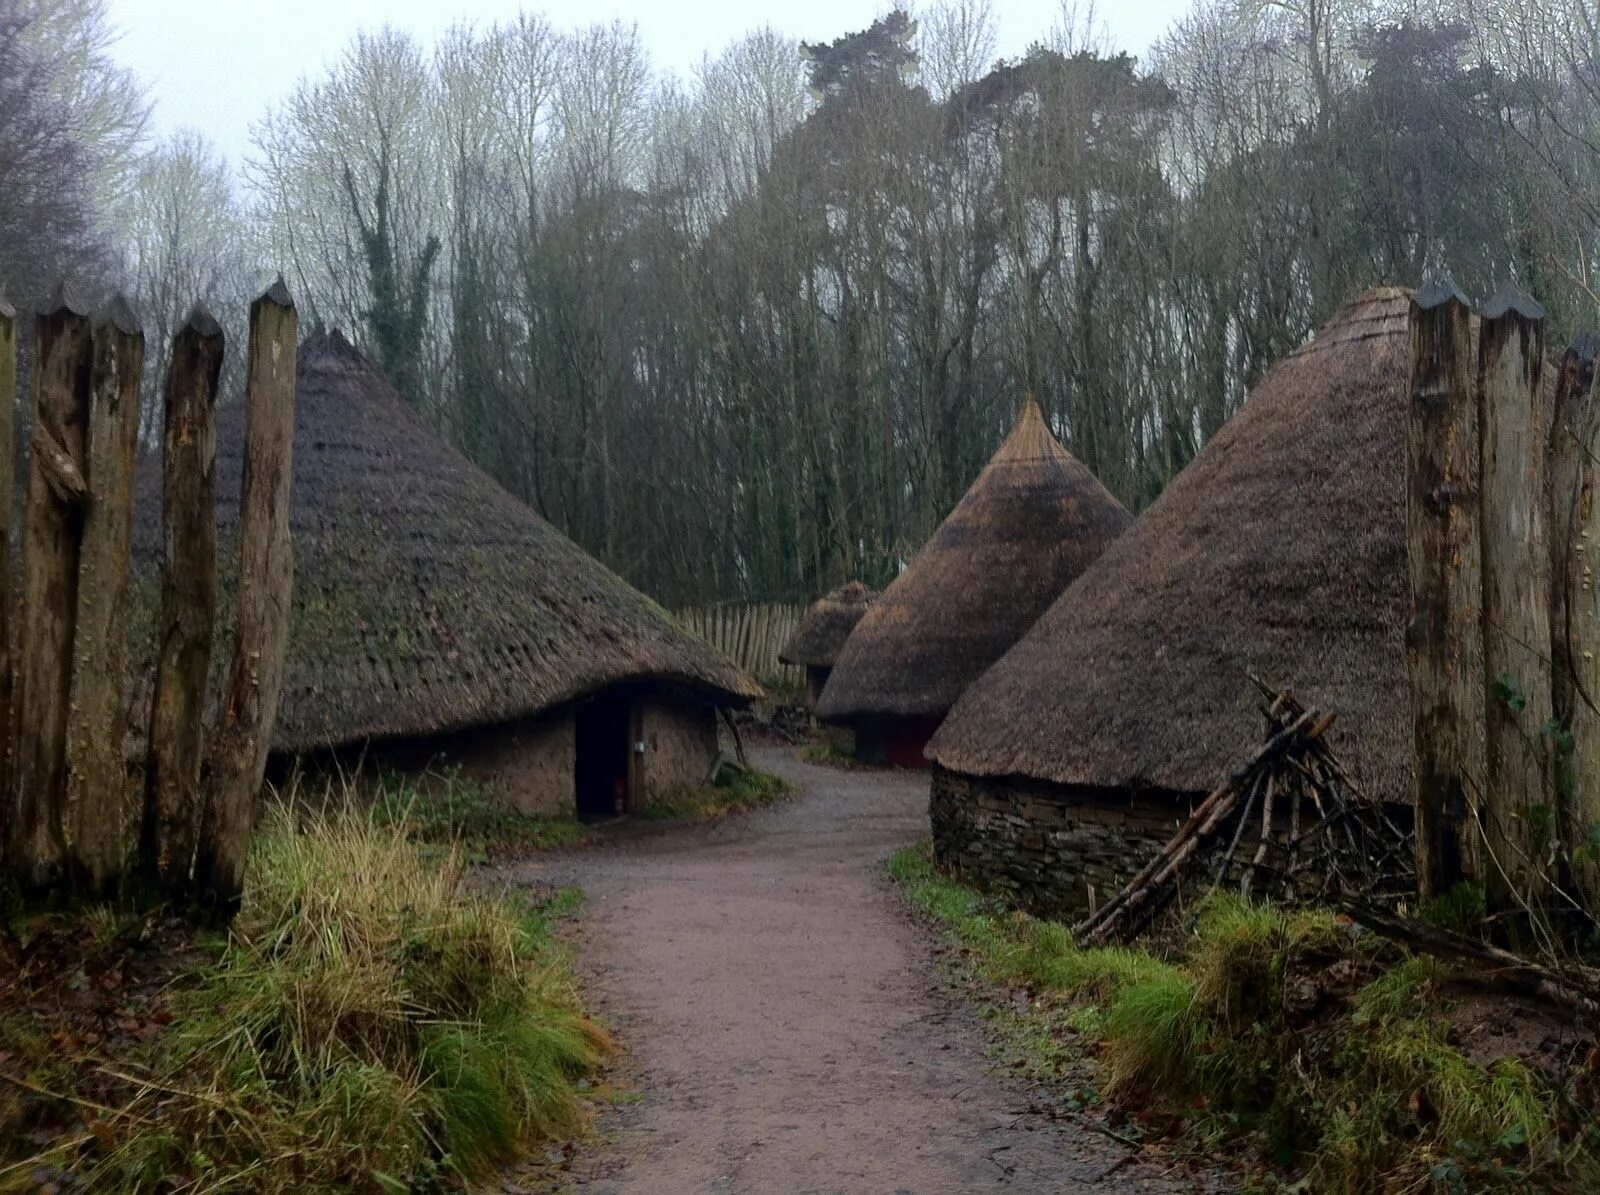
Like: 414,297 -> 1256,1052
107,0 -> 1190,170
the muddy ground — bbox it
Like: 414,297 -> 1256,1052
497,747 -> 1209,1194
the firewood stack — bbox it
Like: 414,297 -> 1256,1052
1074,677 -> 1416,946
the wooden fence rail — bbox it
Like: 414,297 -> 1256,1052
674,603 -> 806,688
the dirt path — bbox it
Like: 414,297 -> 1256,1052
499,747 -> 1196,1194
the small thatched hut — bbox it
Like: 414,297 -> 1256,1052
925,287 -> 1419,914
137,332 -> 759,819
815,400 -> 1132,767
779,581 -> 876,707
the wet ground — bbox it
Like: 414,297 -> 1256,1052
497,747 -> 1205,1194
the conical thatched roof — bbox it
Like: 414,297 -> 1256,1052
927,287 -> 1416,801
815,401 -> 1132,723
137,332 -> 759,753
779,581 -> 876,668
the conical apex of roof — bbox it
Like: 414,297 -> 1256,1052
815,398 -> 1131,723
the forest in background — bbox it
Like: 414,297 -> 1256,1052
3,0 -> 1599,606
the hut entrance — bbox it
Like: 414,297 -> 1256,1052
575,695 -> 634,820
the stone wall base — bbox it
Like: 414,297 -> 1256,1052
929,766 -> 1199,920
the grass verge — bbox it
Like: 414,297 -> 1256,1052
0,803 -> 610,1192
889,841 -> 1600,1192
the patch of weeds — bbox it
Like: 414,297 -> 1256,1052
889,841 -> 1598,1193
637,766 -> 792,822
797,742 -> 865,768
1418,882 -> 1487,935
371,765 -> 587,858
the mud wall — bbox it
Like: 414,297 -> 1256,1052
637,697 -> 719,804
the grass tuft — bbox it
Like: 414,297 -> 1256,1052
5,797 -> 610,1192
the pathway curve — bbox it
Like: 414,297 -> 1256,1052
499,747 -> 1195,1194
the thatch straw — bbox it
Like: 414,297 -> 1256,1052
135,333 -> 759,753
815,400 -> 1131,723
779,581 -> 876,668
928,288 -> 1418,801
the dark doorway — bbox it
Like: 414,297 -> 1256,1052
575,694 -> 633,821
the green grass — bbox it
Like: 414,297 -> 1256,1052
636,766 -> 793,822
3,802 -> 610,1192
369,766 -> 587,859
888,841 -> 1596,1192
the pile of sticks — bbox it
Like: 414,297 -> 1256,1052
1074,677 -> 1415,946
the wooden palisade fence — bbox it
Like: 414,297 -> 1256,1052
675,602 -> 805,687
1407,270 -> 1600,918
0,280 -> 297,917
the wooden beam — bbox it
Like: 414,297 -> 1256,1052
1546,330 -> 1600,904
195,281 -> 298,917
140,305 -> 223,896
65,297 -> 144,898
9,285 -> 93,891
1478,282 -> 1554,909
1405,275 -> 1486,897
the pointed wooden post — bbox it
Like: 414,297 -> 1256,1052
1546,331 -> 1600,904
1478,282 -> 1554,910
0,293 -> 16,843
9,285 -> 93,891
196,281 -> 297,917
1406,273 -> 1486,897
65,297 -> 145,898
140,305 -> 223,896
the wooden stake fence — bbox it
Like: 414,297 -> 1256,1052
674,602 -> 806,687
0,282 -> 300,916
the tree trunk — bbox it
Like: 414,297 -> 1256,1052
9,288 -> 93,892
195,282 -> 298,918
1405,282 -> 1486,898
64,299 -> 145,897
1546,331 -> 1600,904
140,307 -> 223,897
1478,286 -> 1553,910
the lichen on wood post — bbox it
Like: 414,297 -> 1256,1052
196,281 -> 298,917
65,297 -> 144,898
1546,330 -> 1600,904
1478,282 -> 1554,909
1405,274 -> 1486,898
9,285 -> 94,891
140,305 -> 223,896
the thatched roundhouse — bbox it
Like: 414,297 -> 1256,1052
815,400 -> 1132,767
779,581 -> 876,707
925,287 -> 1419,915
137,332 -> 759,819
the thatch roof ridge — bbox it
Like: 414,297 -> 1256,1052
136,334 -> 759,753
779,580 -> 876,667
815,397 -> 1132,723
926,287 -> 1418,800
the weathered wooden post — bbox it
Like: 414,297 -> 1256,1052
1405,272 -> 1486,897
9,285 -> 93,890
140,306 -> 223,895
65,297 -> 144,897
1478,282 -> 1553,909
196,281 -> 298,916
1546,331 -> 1600,904
0,293 -> 15,836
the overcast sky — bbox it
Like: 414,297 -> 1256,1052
107,1 -> 1190,169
